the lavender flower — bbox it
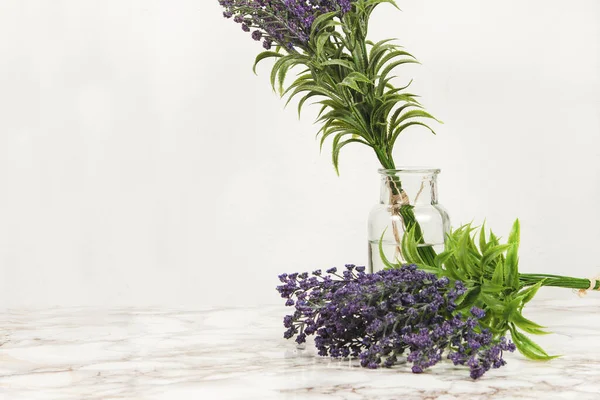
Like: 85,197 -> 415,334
218,0 -> 354,50
251,30 -> 262,41
470,306 -> 486,319
262,39 -> 273,49
276,265 -> 515,379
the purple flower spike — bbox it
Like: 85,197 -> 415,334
218,0 -> 354,49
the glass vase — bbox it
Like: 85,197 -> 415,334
368,168 -> 450,273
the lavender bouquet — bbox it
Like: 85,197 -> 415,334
277,265 -> 516,379
219,0 -> 439,263
276,237 -> 597,378
219,0 -> 435,171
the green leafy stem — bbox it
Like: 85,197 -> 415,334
380,219 -> 598,361
254,1 -> 439,262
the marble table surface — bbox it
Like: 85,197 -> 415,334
0,298 -> 599,400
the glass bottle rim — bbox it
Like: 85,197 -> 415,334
378,167 -> 441,175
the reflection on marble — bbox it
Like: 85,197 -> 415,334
0,298 -> 599,399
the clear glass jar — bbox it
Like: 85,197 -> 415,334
368,168 -> 450,273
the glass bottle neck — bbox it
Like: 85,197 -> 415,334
379,170 -> 439,206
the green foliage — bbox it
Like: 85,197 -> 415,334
389,219 -> 558,361
252,0 -> 439,173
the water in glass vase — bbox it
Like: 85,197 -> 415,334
368,240 -> 444,273
367,168 -> 450,273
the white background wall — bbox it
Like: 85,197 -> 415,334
0,0 -> 598,308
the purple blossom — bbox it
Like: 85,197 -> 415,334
263,39 -> 273,49
471,306 -> 486,319
276,265 -> 515,379
283,315 -> 293,328
218,0 -> 355,50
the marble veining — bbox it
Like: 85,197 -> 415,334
0,299 -> 599,399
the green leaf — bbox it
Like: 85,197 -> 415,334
516,279 -> 546,306
282,74 -> 314,98
364,0 -> 399,10
389,121 -> 435,147
378,59 -> 420,89
373,50 -> 417,76
269,55 -> 293,93
480,282 -> 507,294
510,325 -> 559,360
504,219 -> 521,289
317,59 -> 356,71
436,250 -> 464,281
309,12 -> 338,37
479,222 -> 488,253
480,244 -> 512,271
393,109 -> 440,125
253,51 -> 283,74
346,71 -> 372,84
368,38 -> 398,63
339,72 -> 372,94
316,33 -> 330,57
479,293 -> 505,312
332,137 -> 371,174
455,226 -> 476,277
509,311 -> 550,335
287,84 -> 346,105
378,229 -> 398,269
489,230 -> 500,247
295,92 -> 319,118
456,286 -> 481,310
503,297 -> 520,320
434,250 -> 452,269
402,227 -> 426,266
388,102 -> 421,127
491,259 -> 505,286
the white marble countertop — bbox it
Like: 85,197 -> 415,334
0,299 -> 599,399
